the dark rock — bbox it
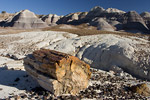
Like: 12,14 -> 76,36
0,88 -> 3,91
23,75 -> 29,77
14,77 -> 20,82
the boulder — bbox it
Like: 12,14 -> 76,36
24,49 -> 91,96
3,9 -> 48,29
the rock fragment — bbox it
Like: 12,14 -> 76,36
24,49 -> 91,96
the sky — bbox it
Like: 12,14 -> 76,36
0,0 -> 150,16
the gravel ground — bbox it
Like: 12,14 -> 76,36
3,68 -> 150,100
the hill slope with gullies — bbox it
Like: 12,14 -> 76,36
0,6 -> 150,34
0,10 -> 48,29
57,6 -> 150,34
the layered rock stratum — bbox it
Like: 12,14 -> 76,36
0,6 -> 150,33
122,11 -> 149,32
90,18 -> 115,31
57,6 -> 150,33
41,14 -> 61,26
1,10 -> 48,29
141,12 -> 150,29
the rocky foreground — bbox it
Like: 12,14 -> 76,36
0,31 -> 150,99
1,68 -> 150,100
0,31 -> 149,80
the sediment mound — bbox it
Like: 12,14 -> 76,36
3,9 -> 48,29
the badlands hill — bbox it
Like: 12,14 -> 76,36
0,10 -> 48,29
57,6 -> 150,33
0,6 -> 150,34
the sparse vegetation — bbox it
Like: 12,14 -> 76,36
43,24 -> 118,36
36,14 -> 45,18
0,24 -> 150,41
42,24 -> 150,40
1,11 -> 6,14
0,27 -> 37,35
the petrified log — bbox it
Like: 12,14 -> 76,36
24,49 -> 91,95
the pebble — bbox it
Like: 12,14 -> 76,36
14,78 -> 20,82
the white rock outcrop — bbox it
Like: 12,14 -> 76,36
0,31 -> 150,80
106,8 -> 125,14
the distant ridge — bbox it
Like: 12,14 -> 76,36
0,6 -> 150,33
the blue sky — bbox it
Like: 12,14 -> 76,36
0,0 -> 150,15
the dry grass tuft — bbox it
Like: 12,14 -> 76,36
42,24 -> 150,39
0,27 -> 40,35
42,24 -> 119,36
0,24 -> 150,41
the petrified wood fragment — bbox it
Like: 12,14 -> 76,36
24,49 -> 91,95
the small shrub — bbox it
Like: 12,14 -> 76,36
1,11 -> 6,14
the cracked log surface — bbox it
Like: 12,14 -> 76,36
24,49 -> 91,95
